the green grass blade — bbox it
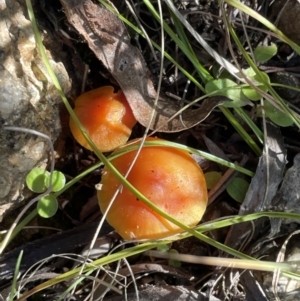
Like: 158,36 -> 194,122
9,250 -> 23,301
220,107 -> 262,156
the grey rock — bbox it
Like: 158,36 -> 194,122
0,0 -> 71,219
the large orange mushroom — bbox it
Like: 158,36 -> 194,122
69,86 -> 136,152
97,138 -> 208,240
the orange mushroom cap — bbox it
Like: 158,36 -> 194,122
69,86 -> 137,152
97,138 -> 208,240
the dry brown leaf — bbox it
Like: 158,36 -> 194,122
278,153 -> 300,222
60,0 -> 224,132
224,122 -> 286,251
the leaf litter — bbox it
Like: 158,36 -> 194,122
4,0 -> 300,300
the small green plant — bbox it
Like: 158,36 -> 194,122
204,171 -> 222,189
253,43 -> 277,64
259,100 -> 294,127
226,177 -> 250,203
26,167 -> 49,193
26,167 -> 66,218
156,245 -> 181,268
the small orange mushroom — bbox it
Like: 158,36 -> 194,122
69,86 -> 136,152
97,138 -> 208,240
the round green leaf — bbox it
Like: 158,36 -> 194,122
44,170 -> 66,192
254,43 -> 277,63
26,167 -> 50,193
205,79 -> 250,107
204,171 -> 222,189
157,245 -> 169,252
242,68 -> 270,101
242,82 -> 269,100
252,70 -> 270,85
37,194 -> 58,218
226,177 -> 249,203
264,100 -> 294,127
168,249 -> 181,268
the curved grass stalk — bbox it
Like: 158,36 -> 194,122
114,137 -> 254,177
9,251 -> 23,301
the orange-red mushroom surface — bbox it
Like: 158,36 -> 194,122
97,138 -> 208,240
69,86 -> 136,152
